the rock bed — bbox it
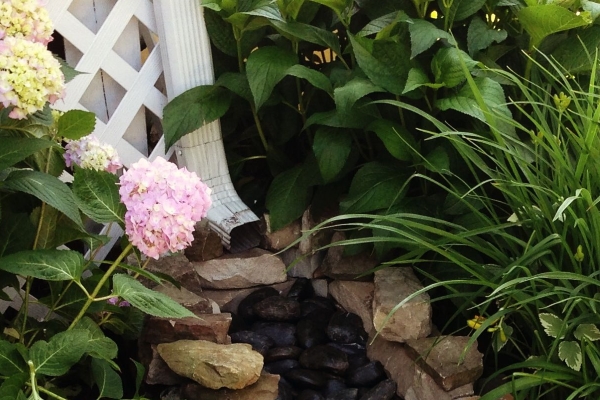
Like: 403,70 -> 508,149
228,278 -> 399,400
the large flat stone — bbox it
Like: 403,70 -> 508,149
157,340 -> 263,390
181,372 -> 280,400
405,336 -> 483,391
131,253 -> 202,292
329,280 -> 374,334
143,313 -> 232,344
372,267 -> 431,342
193,248 -> 287,289
318,232 -> 377,280
145,344 -> 186,385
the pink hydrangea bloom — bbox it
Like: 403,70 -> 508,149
64,134 -> 122,174
119,157 -> 212,259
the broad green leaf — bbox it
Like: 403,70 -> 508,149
91,359 -> 123,399
30,205 -> 58,250
304,109 -> 373,129
409,19 -> 456,59
30,330 -> 89,376
312,127 -> 352,183
334,78 -> 384,116
57,57 -> 82,83
367,119 -> 415,161
431,47 -> 478,88
277,0 -> 305,20
26,144 -> 65,177
467,17 -> 507,56
357,11 -> 410,38
423,146 -> 449,173
518,5 -> 592,48
309,0 -> 351,15
340,162 -> 409,213
3,170 -> 83,227
72,168 -> 125,224
265,164 -> 314,230
271,21 -> 342,57
552,26 -> 600,74
74,317 -> 118,360
216,72 -> 253,102
402,68 -> 444,94
130,359 -> 145,398
0,341 -> 26,375
349,35 -> 411,95
204,8 -> 237,56
0,249 -> 84,281
439,0 -> 486,23
246,47 -> 297,110
574,323 -> 600,341
558,340 -> 582,371
57,110 -> 96,140
112,274 -> 196,319
0,137 -> 54,171
50,225 -> 108,250
163,85 -> 232,149
286,65 -> 333,94
0,213 -> 35,257
0,373 -> 28,400
539,313 -> 565,339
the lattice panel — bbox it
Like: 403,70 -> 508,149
47,0 -> 171,167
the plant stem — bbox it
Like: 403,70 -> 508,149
19,277 -> 32,344
132,257 -> 151,280
68,243 -> 133,330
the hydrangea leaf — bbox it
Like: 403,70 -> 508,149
57,110 -> 96,140
0,250 -> 84,281
91,359 -> 123,399
30,330 -> 89,376
72,168 -> 125,224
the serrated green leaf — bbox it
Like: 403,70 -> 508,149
409,19 -> 456,59
539,313 -> 565,339
0,137 -> 54,171
271,20 -> 342,57
74,317 -> 118,360
340,162 -> 409,213
204,8 -> 237,56
518,5 -> 592,48
424,146 -> 449,173
3,170 -> 83,227
349,35 -> 411,95
0,250 -> 84,281
265,165 -> 313,230
431,47 -> 478,88
163,85 -> 232,149
402,68 -> 444,94
31,205 -> 58,250
312,127 -> 352,183
0,373 -> 27,400
246,47 -> 298,110
57,57 -> 83,83
72,168 -> 125,224
57,110 -> 96,140
334,78 -> 384,116
552,25 -> 600,74
309,0 -> 351,15
26,144 -> 65,178
0,213 -> 35,257
367,119 -> 415,161
467,17 -> 507,56
112,274 -> 196,319
0,340 -> 27,375
216,72 -> 253,102
91,359 -> 123,399
439,0 -> 485,24
574,323 -> 600,341
130,359 -> 145,398
357,11 -> 410,38
30,330 -> 89,376
286,65 -> 332,94
559,340 -> 582,371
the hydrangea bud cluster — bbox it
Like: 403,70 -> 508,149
0,37 -> 64,118
64,134 -> 122,174
0,0 -> 54,44
119,157 -> 212,259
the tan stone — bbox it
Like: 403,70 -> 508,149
405,336 -> 483,391
181,373 -> 280,400
157,340 -> 263,390
298,207 -> 335,255
404,368 -> 474,400
202,280 -> 296,313
153,283 -> 220,314
329,280 -> 374,333
131,253 -> 202,292
311,279 -> 328,298
318,231 -> 377,280
281,247 -> 324,279
261,214 -> 301,251
185,220 -> 224,262
193,248 -> 287,289
145,344 -> 186,385
143,313 -> 232,344
372,267 -> 431,342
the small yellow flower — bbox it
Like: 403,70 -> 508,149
575,245 -> 584,262
553,92 -> 571,113
467,315 -> 486,329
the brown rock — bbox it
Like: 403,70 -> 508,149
152,283 -> 219,314
157,340 -> 263,390
130,253 -> 202,292
372,267 -> 431,342
145,344 -> 186,385
181,372 -> 280,400
329,280 -> 375,334
281,247 -> 325,279
299,207 -> 335,255
143,313 -> 232,344
405,336 -> 483,391
311,279 -> 328,298
319,232 -> 377,280
193,248 -> 287,289
404,368 -> 474,400
261,214 -> 301,251
185,220 -> 224,262
202,280 -> 296,313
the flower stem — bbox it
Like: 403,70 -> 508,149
68,243 -> 133,330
